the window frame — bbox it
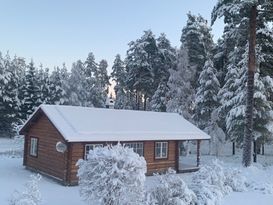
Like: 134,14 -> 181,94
29,137 -> 38,157
84,143 -> 103,159
124,142 -> 144,156
155,141 -> 168,159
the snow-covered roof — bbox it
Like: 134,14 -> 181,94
20,104 -> 210,142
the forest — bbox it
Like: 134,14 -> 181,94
0,1 -> 273,155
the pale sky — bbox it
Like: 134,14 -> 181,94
0,0 -> 223,71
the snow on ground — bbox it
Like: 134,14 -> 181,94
1,138 -> 273,205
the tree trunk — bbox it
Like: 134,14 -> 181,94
144,95 -> 147,111
253,140 -> 257,163
242,5 -> 257,167
262,143 -> 265,155
136,91 -> 140,110
232,141 -> 236,155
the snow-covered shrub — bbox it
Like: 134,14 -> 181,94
9,174 -> 42,205
76,143 -> 147,205
224,168 -> 247,192
11,123 -> 24,157
148,168 -> 196,205
190,160 -> 231,205
190,183 -> 223,205
190,160 -> 248,205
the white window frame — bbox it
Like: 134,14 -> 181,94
30,137 -> 38,157
155,142 -> 168,159
124,142 -> 144,156
84,144 -> 103,159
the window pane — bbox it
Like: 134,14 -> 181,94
155,142 -> 168,159
162,147 -> 167,157
124,142 -> 143,156
85,144 -> 103,159
30,138 -> 38,157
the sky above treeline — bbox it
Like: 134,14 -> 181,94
1,0 -> 223,71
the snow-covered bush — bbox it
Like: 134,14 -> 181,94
76,143 -> 147,205
9,174 -> 42,205
190,160 -> 227,205
190,183 -> 223,205
190,160 -> 247,205
224,168 -> 247,192
148,168 -> 196,205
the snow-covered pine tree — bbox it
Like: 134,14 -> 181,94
94,59 -> 109,107
181,13 -> 214,90
0,53 -> 22,136
68,60 -> 87,106
19,60 -> 40,120
84,53 -> 108,108
59,63 -> 70,105
111,54 -> 129,109
37,65 -> 51,104
0,53 -> 13,136
193,59 -> 220,130
126,30 -> 159,110
224,50 -> 247,146
150,82 -> 168,112
155,33 -> 176,87
212,0 -> 273,165
150,33 -> 176,112
49,67 -> 66,105
166,48 -> 195,120
97,59 -> 110,93
253,73 -> 273,145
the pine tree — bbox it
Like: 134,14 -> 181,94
49,67 -> 66,105
212,0 -> 273,166
37,65 -> 50,104
150,82 -> 168,112
181,13 -> 214,89
68,60 -> 87,106
0,53 -> 15,136
111,54 -> 128,109
193,59 -> 220,130
126,30 -> 159,110
59,63 -> 70,105
84,53 -> 109,108
166,48 -> 195,120
20,60 -> 40,119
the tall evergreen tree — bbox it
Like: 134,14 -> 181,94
111,54 -> 129,109
49,67 -> 66,105
166,48 -> 195,120
126,30 -> 159,110
68,60 -> 87,106
150,33 -> 177,112
181,13 -> 214,89
20,60 -> 40,119
193,59 -> 220,130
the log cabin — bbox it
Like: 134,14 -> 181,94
19,104 -> 210,185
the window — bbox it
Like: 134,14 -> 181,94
30,137 -> 38,157
124,142 -> 144,156
155,142 -> 168,159
85,144 -> 103,159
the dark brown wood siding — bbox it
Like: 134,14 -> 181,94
68,142 -> 84,184
144,141 -> 177,174
24,114 -> 67,182
66,140 -> 178,184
